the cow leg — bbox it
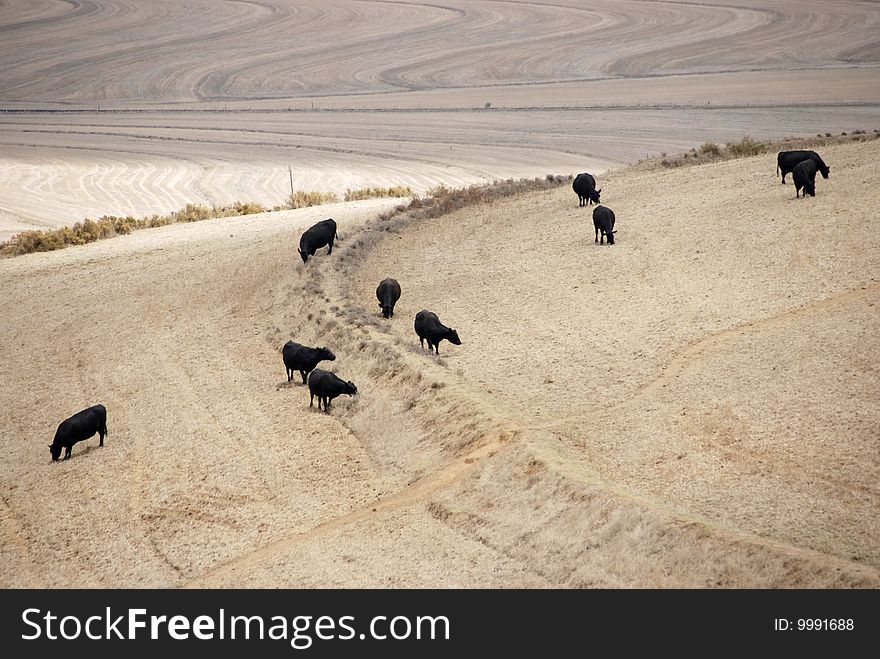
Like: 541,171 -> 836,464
323,397 -> 331,413
99,431 -> 104,447
286,368 -> 292,382
419,337 -> 425,350
64,446 -> 72,460
310,393 -> 314,408
327,237 -> 334,255
300,370 -> 308,385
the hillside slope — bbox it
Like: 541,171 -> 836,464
1,140 -> 878,587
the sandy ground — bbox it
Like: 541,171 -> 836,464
1,0 -> 879,589
1,139 -> 878,588
1,0 -> 879,239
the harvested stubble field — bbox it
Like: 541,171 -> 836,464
1,0 -> 879,240
0,0 -> 879,588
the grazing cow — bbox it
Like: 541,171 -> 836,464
793,159 -> 817,198
414,310 -> 461,355
376,278 -> 402,319
298,218 -> 337,263
573,172 -> 601,206
282,341 -> 336,384
777,150 -> 830,183
49,404 -> 107,461
308,368 -> 357,412
592,205 -> 616,245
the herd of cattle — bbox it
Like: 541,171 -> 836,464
48,147 -> 831,460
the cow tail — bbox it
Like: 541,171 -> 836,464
776,164 -> 779,177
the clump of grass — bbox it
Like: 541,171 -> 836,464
171,203 -> 212,222
387,176 -> 569,223
725,135 -> 767,157
639,130 -> 880,173
1,200 -> 268,257
699,142 -> 721,156
286,190 -> 338,208
344,186 -> 414,201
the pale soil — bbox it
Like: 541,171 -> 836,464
1,0 -> 879,589
1,140 -> 878,588
1,0 -> 879,240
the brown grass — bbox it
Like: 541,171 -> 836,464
651,131 -> 880,170
0,202 -> 273,257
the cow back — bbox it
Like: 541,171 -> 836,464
300,218 -> 336,251
376,278 -> 401,303
415,310 -> 441,335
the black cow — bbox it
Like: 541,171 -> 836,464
308,368 -> 357,412
573,172 -> 601,206
376,278 -> 402,319
49,404 -> 107,461
414,310 -> 461,355
282,341 -> 336,384
793,159 -> 817,198
593,205 -> 616,245
298,218 -> 337,264
777,150 -> 830,183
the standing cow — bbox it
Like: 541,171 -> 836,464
793,159 -> 817,198
777,150 -> 830,183
282,341 -> 336,384
573,173 -> 601,206
49,404 -> 107,461
298,218 -> 337,263
308,368 -> 357,412
592,205 -> 616,245
414,310 -> 461,355
376,278 -> 402,319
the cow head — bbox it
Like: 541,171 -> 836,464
297,248 -> 309,264
447,329 -> 462,346
345,381 -> 358,396
590,188 -> 602,204
820,165 -> 830,179
49,443 -> 61,462
318,347 -> 336,362
606,230 -> 616,245
379,302 -> 395,318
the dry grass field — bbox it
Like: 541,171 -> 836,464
1,0 -> 879,588
2,139 -> 878,588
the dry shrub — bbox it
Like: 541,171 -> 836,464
287,190 -> 338,208
344,186 -> 414,201
726,135 -> 767,157
1,199 -> 270,258
699,142 -> 721,156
